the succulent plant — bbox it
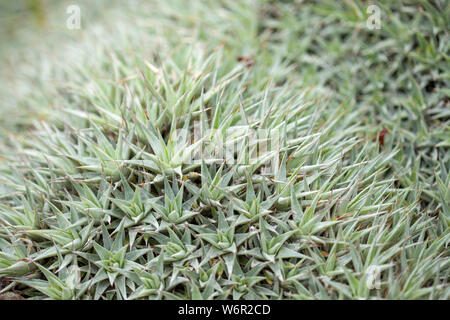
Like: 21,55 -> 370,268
0,0 -> 448,300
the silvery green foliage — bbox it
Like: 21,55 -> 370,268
0,0 -> 448,300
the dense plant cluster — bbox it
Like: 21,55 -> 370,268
0,0 -> 448,299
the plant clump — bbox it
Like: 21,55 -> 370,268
0,0 -> 448,299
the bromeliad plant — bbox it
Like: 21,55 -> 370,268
0,0 -> 448,300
